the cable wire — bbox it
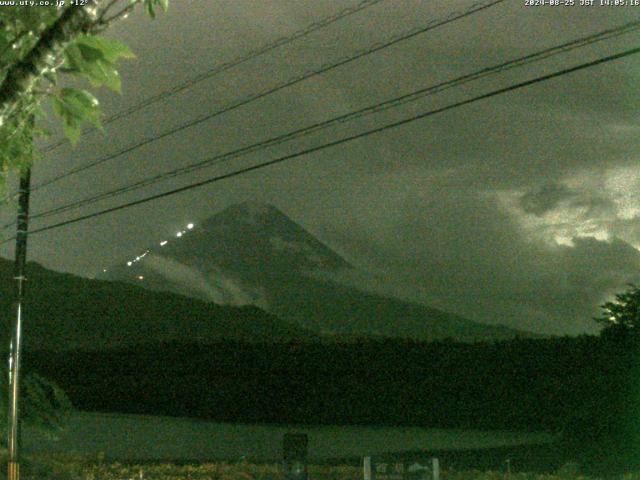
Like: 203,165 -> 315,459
3,43 -> 637,244
40,0 -> 387,153
31,0 -> 506,191
20,18 -> 640,224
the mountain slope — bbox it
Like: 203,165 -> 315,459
101,202 -> 534,342
0,258 -> 316,350
265,275 -> 522,341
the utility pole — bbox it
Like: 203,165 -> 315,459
7,164 -> 32,480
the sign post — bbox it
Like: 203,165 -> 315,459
364,456 -> 373,480
363,456 -> 440,480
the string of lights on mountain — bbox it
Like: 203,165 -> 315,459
109,222 -> 196,278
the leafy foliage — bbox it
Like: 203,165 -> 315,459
19,372 -> 73,437
0,0 -> 168,447
51,88 -> 101,144
0,7 -> 60,71
0,367 -> 72,442
145,0 -> 169,19
595,283 -> 640,340
0,1 -> 167,196
555,284 -> 640,473
63,34 -> 135,94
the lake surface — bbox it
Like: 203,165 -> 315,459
23,411 -> 555,462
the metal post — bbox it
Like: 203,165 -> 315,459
363,456 -> 372,480
432,458 -> 439,480
7,166 -> 31,480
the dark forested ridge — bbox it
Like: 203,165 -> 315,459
0,257 -> 527,349
20,333 -> 640,472
23,335 -> 637,430
0,260 -> 318,349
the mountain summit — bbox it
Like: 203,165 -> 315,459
101,202 -> 533,342
198,201 -> 351,276
101,201 -> 350,306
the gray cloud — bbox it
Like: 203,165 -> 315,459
518,182 -> 618,220
145,254 -> 262,307
320,185 -> 640,335
519,183 -> 577,216
2,1 -> 639,336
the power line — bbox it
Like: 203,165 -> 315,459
31,0 -> 505,191
21,18 -> 640,224
4,43 -> 638,245
40,0 -> 387,153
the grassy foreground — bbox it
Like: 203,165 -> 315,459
0,457 -> 630,480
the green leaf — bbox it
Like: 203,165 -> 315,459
144,0 -> 169,18
52,97 -> 81,145
82,59 -> 122,92
63,43 -> 85,72
77,43 -> 105,63
0,113 -> 34,173
77,35 -> 135,63
146,0 -> 156,19
52,88 -> 102,145
62,35 -> 134,92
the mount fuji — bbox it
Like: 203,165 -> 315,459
100,202 -> 532,342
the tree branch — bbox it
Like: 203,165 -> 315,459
94,0 -> 142,32
97,0 -> 121,22
0,1 -> 107,125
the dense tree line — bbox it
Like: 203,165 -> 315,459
21,332 -> 639,470
16,285 -> 640,474
23,334 -> 632,431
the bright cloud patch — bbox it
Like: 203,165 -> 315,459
492,166 -> 640,250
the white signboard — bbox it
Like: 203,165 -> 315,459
364,457 -> 439,480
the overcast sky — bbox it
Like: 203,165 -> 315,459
2,0 -> 639,335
